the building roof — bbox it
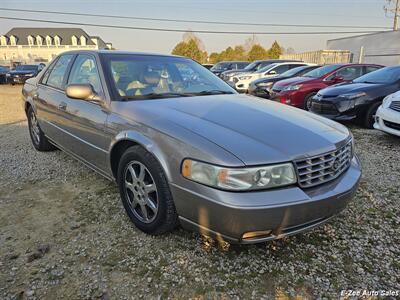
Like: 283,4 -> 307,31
2,27 -> 108,46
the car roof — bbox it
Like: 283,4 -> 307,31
59,49 -> 186,59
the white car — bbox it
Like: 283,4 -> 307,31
374,91 -> 400,136
231,62 -> 309,92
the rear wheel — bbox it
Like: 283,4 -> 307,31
27,106 -> 57,151
304,92 -> 317,111
363,102 -> 381,129
117,145 -> 178,235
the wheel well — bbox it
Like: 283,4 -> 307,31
25,102 -> 32,115
110,140 -> 140,179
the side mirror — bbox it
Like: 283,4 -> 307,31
66,84 -> 99,102
268,70 -> 277,75
332,75 -> 344,82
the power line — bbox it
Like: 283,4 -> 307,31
0,7 -> 391,30
0,16 -> 384,35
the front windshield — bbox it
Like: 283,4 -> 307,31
210,62 -> 230,71
15,65 -> 38,71
256,63 -> 278,74
280,66 -> 308,77
103,54 -> 235,100
303,64 -> 341,78
354,66 -> 400,84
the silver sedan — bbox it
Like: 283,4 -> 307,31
22,50 -> 361,244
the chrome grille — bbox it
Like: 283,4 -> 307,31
294,141 -> 352,188
389,100 -> 400,112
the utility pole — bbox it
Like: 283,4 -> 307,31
384,0 -> 400,30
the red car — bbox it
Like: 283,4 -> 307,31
270,64 -> 383,110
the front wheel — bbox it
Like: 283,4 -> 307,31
304,93 -> 317,111
363,102 -> 381,129
117,145 -> 178,235
27,106 -> 57,151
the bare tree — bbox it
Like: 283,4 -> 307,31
384,0 -> 400,30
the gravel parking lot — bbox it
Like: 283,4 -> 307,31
0,84 -> 399,299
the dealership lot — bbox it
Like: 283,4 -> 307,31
0,85 -> 399,298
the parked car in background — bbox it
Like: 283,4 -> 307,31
231,62 -> 308,93
311,66 -> 400,128
7,64 -> 44,85
210,61 -> 249,77
22,50 -> 361,244
374,90 -> 400,136
202,64 -> 214,70
221,59 -> 301,82
0,65 -> 10,84
248,65 -> 321,98
270,64 -> 383,110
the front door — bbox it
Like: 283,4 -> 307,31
61,54 -> 110,172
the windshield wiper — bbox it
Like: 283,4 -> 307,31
191,90 -> 235,96
121,92 -> 191,100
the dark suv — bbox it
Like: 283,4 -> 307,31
210,61 -> 249,77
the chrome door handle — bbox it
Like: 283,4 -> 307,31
58,102 -> 67,111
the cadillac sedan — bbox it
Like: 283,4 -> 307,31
22,50 -> 361,244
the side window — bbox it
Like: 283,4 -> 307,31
329,66 -> 363,81
269,65 -> 290,75
68,55 -> 102,94
46,54 -> 74,89
365,66 -> 380,74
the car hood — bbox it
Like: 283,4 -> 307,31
274,76 -> 316,87
9,70 -> 36,75
124,94 -> 350,165
252,75 -> 289,85
319,82 -> 385,96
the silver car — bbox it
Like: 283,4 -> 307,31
22,50 -> 361,244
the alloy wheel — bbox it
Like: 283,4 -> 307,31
124,161 -> 158,223
30,112 -> 40,144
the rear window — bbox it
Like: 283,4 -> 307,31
303,64 -> 342,78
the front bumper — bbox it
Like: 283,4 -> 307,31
374,106 -> 400,136
310,96 -> 367,121
8,75 -> 34,84
248,85 -> 271,99
171,156 -> 361,244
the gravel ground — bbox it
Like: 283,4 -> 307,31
0,85 -> 399,299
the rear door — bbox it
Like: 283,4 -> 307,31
35,54 -> 75,145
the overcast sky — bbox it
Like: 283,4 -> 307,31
0,0 -> 394,54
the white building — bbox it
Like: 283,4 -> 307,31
0,27 -> 113,65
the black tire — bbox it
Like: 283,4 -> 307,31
117,145 -> 178,235
304,92 -> 317,111
363,102 -> 381,129
27,106 -> 57,151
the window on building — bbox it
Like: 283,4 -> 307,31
46,36 -> 52,46
71,35 -> 78,46
80,36 -> 86,46
46,54 -> 74,89
54,36 -> 61,46
0,36 -> 7,46
36,36 -> 43,46
10,35 -> 17,46
28,35 -> 35,46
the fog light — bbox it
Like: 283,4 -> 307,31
375,116 -> 380,123
242,230 -> 272,240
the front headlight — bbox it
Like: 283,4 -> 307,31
339,92 -> 366,100
256,82 -> 273,88
381,95 -> 392,109
182,159 -> 297,191
283,84 -> 302,91
239,76 -> 253,80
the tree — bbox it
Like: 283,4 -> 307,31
208,52 -> 220,64
171,38 -> 208,63
267,41 -> 283,59
247,44 -> 268,61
